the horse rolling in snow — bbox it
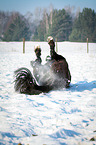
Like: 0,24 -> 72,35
14,36 -> 71,95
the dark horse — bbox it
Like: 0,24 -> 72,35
14,36 -> 71,95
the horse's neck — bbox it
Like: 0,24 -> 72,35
50,47 -> 56,59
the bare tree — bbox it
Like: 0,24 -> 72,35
49,4 -> 53,27
43,9 -> 49,34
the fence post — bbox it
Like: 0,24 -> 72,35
55,38 -> 58,52
23,38 -> 25,53
87,38 -> 89,53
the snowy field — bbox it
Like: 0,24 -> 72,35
0,41 -> 96,145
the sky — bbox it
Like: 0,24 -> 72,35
0,0 -> 96,15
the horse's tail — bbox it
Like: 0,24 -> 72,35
14,67 -> 43,95
14,67 -> 52,95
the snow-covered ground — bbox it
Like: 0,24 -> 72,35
0,41 -> 96,145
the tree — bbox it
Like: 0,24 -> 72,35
0,11 -> 11,39
69,8 -> 96,42
33,8 -> 73,41
32,8 -> 47,41
3,14 -> 30,41
48,9 -> 73,41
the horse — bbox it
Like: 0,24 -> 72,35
14,37 -> 71,95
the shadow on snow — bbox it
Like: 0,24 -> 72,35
0,131 -> 21,145
69,80 -> 96,92
50,128 -> 81,145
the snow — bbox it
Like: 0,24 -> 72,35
0,41 -> 96,145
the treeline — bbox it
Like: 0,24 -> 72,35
0,7 -> 96,42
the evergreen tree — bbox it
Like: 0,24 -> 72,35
3,15 -> 30,41
49,9 -> 73,41
69,8 -> 96,42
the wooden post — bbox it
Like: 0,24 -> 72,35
55,38 -> 58,52
23,38 -> 25,53
87,38 -> 89,53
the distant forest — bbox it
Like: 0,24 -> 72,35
0,6 -> 96,42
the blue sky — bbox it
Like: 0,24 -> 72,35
0,0 -> 96,15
